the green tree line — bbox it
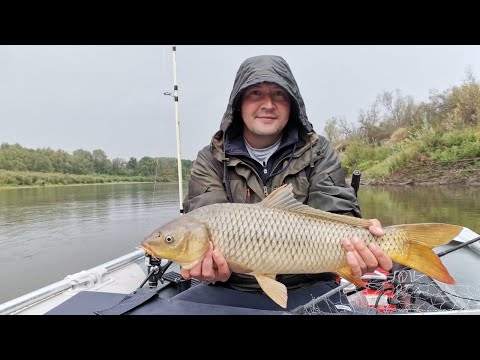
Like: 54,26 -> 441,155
0,145 -> 193,187
324,68 -> 480,179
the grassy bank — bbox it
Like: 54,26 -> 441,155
0,169 -> 168,189
327,73 -> 480,186
341,126 -> 480,185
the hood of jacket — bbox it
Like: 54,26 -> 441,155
211,55 -> 315,154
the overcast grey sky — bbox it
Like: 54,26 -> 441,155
1,45 -> 479,161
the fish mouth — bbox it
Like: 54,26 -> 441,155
141,244 -> 159,259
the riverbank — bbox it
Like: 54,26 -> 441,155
359,163 -> 480,186
3,168 -> 480,190
0,181 -> 154,190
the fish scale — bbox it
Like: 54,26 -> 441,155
189,203 -> 403,274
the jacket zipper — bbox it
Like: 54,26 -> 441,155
236,154 -> 295,199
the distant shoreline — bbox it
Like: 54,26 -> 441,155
0,181 -> 158,190
348,166 -> 480,187
3,172 -> 480,191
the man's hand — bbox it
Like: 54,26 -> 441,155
341,218 -> 393,278
180,241 -> 232,283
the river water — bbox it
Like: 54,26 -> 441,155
1,182 -> 479,304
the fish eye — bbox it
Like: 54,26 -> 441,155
165,234 -> 174,243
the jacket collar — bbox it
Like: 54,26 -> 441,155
224,126 -> 300,158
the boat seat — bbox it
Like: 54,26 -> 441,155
45,288 -> 287,315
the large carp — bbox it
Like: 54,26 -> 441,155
142,184 -> 460,308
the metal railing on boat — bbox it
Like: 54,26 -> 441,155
0,249 -> 145,315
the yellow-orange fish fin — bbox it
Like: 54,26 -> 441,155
391,223 -> 461,284
255,274 -> 288,308
336,267 -> 365,287
259,184 -> 371,228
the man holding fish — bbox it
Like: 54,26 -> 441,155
155,55 -> 393,311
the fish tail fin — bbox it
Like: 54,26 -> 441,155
336,267 -> 365,287
391,223 -> 463,284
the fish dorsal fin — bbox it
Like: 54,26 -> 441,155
259,184 -> 371,228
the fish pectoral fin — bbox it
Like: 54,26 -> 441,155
255,274 -> 288,309
336,267 -> 365,287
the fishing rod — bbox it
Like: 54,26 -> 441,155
144,45 -> 197,291
139,46 -> 183,291
164,45 -> 184,214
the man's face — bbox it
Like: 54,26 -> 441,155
241,82 -> 291,147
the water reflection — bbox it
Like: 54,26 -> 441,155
358,185 -> 480,233
0,183 -> 186,303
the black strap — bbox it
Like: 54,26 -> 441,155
94,288 -> 158,315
